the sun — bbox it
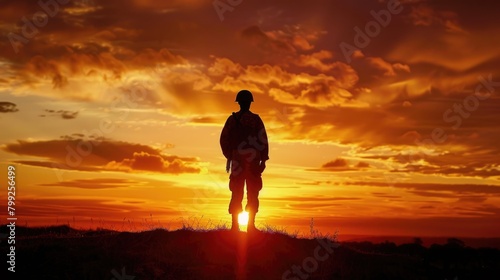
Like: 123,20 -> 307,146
238,211 -> 249,226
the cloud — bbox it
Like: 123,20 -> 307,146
266,73 -> 358,108
0,102 -> 19,113
378,146 -> 500,178
206,56 -> 361,109
356,161 -> 370,168
39,178 -> 137,189
348,181 -> 500,196
207,57 -> 244,77
371,192 -> 401,199
323,158 -> 349,168
409,4 -> 466,33
14,160 -> 101,172
105,151 -> 200,174
294,50 -> 334,71
402,101 -> 412,107
17,47 -> 187,91
310,158 -> 371,172
240,25 -> 297,54
394,163 -> 500,178
263,196 -> 361,202
365,57 -> 411,77
16,197 -> 181,223
188,116 -> 224,125
212,76 -> 263,95
40,109 -> 78,119
3,136 -> 200,174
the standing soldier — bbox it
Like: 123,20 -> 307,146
220,90 -> 269,232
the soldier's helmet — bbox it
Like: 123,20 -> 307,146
235,90 -> 254,103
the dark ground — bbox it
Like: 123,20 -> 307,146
1,225 -> 499,279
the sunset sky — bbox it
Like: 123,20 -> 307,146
1,0 -> 499,238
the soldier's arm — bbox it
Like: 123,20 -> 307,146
257,116 -> 269,161
220,116 -> 233,160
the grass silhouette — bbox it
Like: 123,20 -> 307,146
1,217 -> 499,279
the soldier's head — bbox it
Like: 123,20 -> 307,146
235,90 -> 253,111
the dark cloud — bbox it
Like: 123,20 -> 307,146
310,158 -> 371,172
41,109 -> 79,119
3,136 -> 200,174
0,102 -> 18,113
323,158 -> 349,168
356,161 -> 370,168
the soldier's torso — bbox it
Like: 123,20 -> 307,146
229,111 -> 264,162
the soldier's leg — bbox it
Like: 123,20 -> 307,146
245,172 -> 262,230
229,174 -> 244,230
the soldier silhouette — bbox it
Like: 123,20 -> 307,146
220,90 -> 269,232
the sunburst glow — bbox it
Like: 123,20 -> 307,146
238,211 -> 249,226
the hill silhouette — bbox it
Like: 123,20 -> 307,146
1,225 -> 499,279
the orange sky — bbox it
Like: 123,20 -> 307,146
1,0 -> 500,238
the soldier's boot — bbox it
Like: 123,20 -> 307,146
231,213 -> 239,232
247,212 -> 258,233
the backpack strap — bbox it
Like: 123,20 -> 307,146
232,112 -> 245,127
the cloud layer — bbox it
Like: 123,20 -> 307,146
4,135 -> 201,174
1,0 -> 499,236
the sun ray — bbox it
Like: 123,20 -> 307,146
238,211 -> 249,226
